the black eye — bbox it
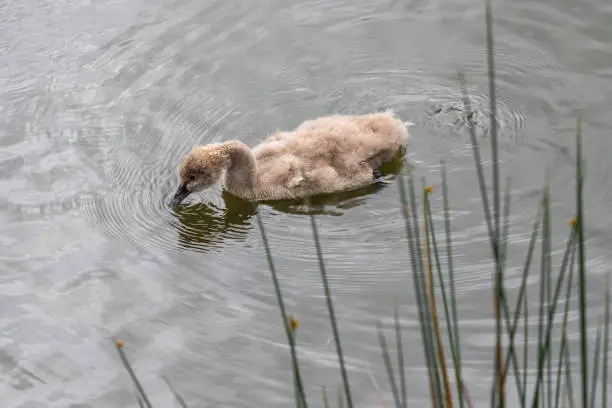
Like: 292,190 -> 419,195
189,175 -> 196,180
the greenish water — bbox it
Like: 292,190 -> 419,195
1,0 -> 611,406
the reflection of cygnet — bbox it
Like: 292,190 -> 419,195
171,111 -> 413,205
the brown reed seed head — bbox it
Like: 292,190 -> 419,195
115,339 -> 124,349
424,185 -> 433,194
289,316 -> 300,331
568,217 -> 577,228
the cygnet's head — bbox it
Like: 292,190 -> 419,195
170,146 -> 227,205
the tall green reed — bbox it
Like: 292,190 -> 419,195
256,210 -> 308,408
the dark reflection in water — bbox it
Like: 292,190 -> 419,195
170,191 -> 256,252
170,148 -> 408,250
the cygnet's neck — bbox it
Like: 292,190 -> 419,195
219,140 -> 258,196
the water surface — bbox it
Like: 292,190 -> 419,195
1,0 -> 612,406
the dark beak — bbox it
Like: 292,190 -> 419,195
170,183 -> 190,206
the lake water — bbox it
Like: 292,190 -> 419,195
1,0 -> 612,406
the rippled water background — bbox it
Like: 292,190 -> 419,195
2,0 -> 612,406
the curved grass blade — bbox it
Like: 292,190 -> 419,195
309,213 -> 353,408
322,386 -> 330,408
423,183 -> 453,407
377,322 -> 401,408
441,161 -> 465,408
574,113 -> 588,408
484,0 -> 503,401
394,308 -> 407,408
407,177 -> 444,406
537,181 -> 552,408
589,326 -> 602,408
114,340 -> 153,408
554,238 -> 577,408
604,274 -> 610,408
458,68 -> 505,406
396,176 -> 443,406
523,273 -> 528,408
256,211 -> 308,408
530,226 -> 577,408
553,328 -> 567,408
501,193 -> 544,383
564,333 -> 576,408
162,375 -> 189,408
490,178 -> 524,403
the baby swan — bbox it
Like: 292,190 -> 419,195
170,111 -> 412,205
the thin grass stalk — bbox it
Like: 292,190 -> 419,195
397,176 -> 444,406
424,184 -> 459,364
457,73 -> 497,268
547,185 -> 554,408
309,214 -> 353,408
536,186 -> 551,408
377,322 -> 401,408
574,113 -> 588,408
114,340 -> 153,408
441,161 -> 465,408
397,176 -> 437,403
491,178 -> 521,403
530,228 -> 577,408
394,308 -> 407,408
484,0 -> 500,249
500,194 -> 546,397
500,178 -> 511,264
564,241 -> 578,408
499,194 -> 545,405
484,2 -> 503,403
523,278 -> 528,408
544,178 -> 553,408
255,212 -> 308,408
564,334 -> 575,408
553,347 -> 566,408
423,185 -> 453,407
459,90 -> 524,402
589,326 -> 602,408
322,387 -> 330,408
458,70 -> 509,406
162,375 -> 189,408
553,239 -> 577,408
499,179 -> 512,400
423,183 -> 457,406
603,274 -> 609,408
491,284 -> 503,408
408,177 -> 445,406
484,3 -> 505,404
422,227 -> 450,408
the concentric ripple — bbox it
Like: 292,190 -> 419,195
80,0 -> 562,275
36,0 -> 611,405
81,90 -> 252,254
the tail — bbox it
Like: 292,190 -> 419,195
382,108 -> 414,142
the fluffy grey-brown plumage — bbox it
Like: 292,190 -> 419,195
170,110 -> 412,204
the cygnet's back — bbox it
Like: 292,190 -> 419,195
248,110 -> 410,199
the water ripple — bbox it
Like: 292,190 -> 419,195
3,0 -> 611,406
